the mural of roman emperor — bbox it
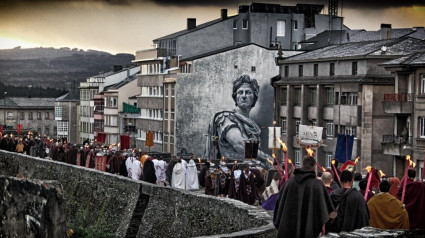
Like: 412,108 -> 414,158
203,75 -> 272,169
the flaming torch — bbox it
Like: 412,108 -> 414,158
306,146 -> 314,156
401,155 -> 411,204
331,159 -> 341,185
232,161 -> 237,172
198,158 -> 202,170
272,153 -> 284,177
288,159 -> 295,168
364,166 -> 372,201
379,170 -> 386,178
354,157 -> 360,164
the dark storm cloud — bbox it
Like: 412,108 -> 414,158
1,0 -> 425,8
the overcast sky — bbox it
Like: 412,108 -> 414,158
1,0 -> 424,54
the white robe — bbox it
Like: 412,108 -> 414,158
125,156 -> 137,178
131,160 -> 142,180
153,159 -> 167,184
262,179 -> 279,200
181,159 -> 188,174
186,159 -> 199,190
172,162 -> 186,189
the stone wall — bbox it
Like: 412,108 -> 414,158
0,176 -> 67,238
0,150 -> 275,237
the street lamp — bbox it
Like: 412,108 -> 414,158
3,92 -> 6,127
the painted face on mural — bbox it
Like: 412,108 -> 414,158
236,84 -> 254,109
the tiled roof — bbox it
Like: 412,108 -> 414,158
56,90 -> 80,101
181,43 -> 272,61
382,52 -> 425,66
104,75 -> 137,90
283,37 -> 425,62
0,97 -> 55,107
153,17 -> 234,41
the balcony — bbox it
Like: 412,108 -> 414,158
134,48 -> 167,62
381,134 -> 412,156
382,93 -> 413,114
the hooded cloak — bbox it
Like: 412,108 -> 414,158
172,162 -> 186,189
186,159 -> 199,190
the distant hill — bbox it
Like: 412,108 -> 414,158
0,47 -> 135,91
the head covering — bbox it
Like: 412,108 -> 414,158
171,163 -> 186,189
186,159 -> 199,190
339,160 -> 356,172
389,177 -> 401,197
142,159 -> 157,184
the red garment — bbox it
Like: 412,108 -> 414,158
359,189 -> 374,202
365,168 -> 380,191
397,178 -> 425,229
389,177 -> 400,198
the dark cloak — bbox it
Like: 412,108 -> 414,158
273,168 -> 335,238
108,153 -> 123,174
142,159 -> 157,184
66,147 -> 78,165
198,167 -> 209,187
165,160 -> 178,185
330,188 -> 370,232
397,178 -> 425,229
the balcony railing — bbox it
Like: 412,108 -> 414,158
382,134 -> 412,144
383,93 -> 413,102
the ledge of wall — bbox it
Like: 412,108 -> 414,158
0,151 -> 275,237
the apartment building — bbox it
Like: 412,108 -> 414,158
273,37 -> 425,175
55,90 -> 80,143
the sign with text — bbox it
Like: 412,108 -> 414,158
297,125 -> 323,147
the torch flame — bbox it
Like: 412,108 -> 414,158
379,170 -> 386,177
221,156 -> 225,162
331,160 -> 335,165
288,159 -> 292,164
266,157 -> 274,165
234,161 -> 237,164
365,166 -> 372,173
306,146 -> 314,156
413,162 -> 416,168
276,137 -> 287,152
272,153 -> 276,159
354,157 -> 360,164
322,167 -> 326,172
406,155 -> 411,161
198,158 -> 201,163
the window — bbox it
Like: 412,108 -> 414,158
242,19 -> 248,29
298,65 -> 303,77
45,112 -> 49,120
164,134 -> 168,143
352,62 -> 358,75
311,119 -> 317,126
326,152 -> 333,168
171,109 -> 175,120
251,66 -> 256,72
284,66 -> 289,77
311,88 -> 317,106
20,112 -> 24,120
29,112 -> 33,120
421,74 -> 425,94
326,87 -> 334,106
325,120 -> 334,139
170,135 -> 174,144
233,20 -> 238,29
294,148 -> 301,167
293,20 -> 298,30
282,117 -> 287,135
281,87 -> 287,106
171,85 -> 175,97
7,112 -> 13,119
340,92 -> 358,105
45,127 -> 49,136
340,125 -> 357,137
295,118 -> 301,135
295,88 -> 302,106
37,112 -> 41,120
420,117 -> 425,138
311,64 -> 317,77
164,109 -> 168,119
330,63 -> 335,76
55,106 -> 62,118
277,20 -> 285,36
164,86 -> 169,97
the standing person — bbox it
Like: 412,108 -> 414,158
321,172 -> 334,194
397,169 -> 425,229
16,140 -> 24,153
186,159 -> 200,190
108,151 -> 123,175
352,172 -> 362,191
388,177 -> 400,197
367,180 -> 409,229
152,158 -> 167,186
171,161 -> 186,189
273,156 -> 335,238
330,170 -> 369,233
142,158 -> 157,184
198,161 -> 210,188
359,179 -> 374,202
125,153 -> 138,179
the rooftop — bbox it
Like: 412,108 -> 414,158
0,97 -> 56,108
56,90 -> 80,102
282,37 -> 425,63
382,51 -> 425,66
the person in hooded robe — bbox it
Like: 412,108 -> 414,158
131,156 -> 143,181
152,158 -> 167,186
186,159 -> 199,190
172,161 -> 186,189
57,145 -> 66,162
108,151 -> 123,175
227,165 -> 242,200
389,176 -> 400,198
198,161 -> 210,188
262,172 -> 282,211
66,144 -> 78,165
238,165 -> 256,205
165,158 -> 178,185
143,158 -> 157,184
397,169 -> 425,229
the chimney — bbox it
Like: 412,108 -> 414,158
113,65 -> 123,72
187,18 -> 196,30
380,23 -> 392,40
221,9 -> 228,20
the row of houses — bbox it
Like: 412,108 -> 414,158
1,2 -> 424,177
